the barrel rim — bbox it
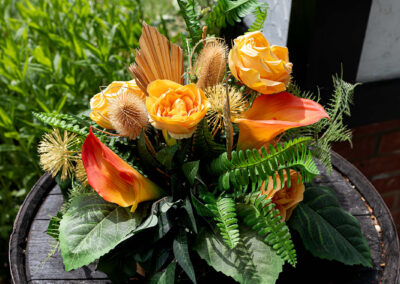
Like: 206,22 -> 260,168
9,173 -> 56,284
331,151 -> 400,283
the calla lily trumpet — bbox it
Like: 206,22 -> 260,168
234,92 -> 329,150
82,128 -> 163,212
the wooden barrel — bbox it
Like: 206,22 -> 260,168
9,152 -> 400,283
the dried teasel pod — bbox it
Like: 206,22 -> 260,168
109,93 -> 149,140
195,39 -> 228,90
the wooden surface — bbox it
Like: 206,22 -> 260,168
9,152 -> 400,283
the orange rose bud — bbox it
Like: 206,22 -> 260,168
234,92 -> 329,150
89,80 -> 145,129
229,31 -> 292,94
260,170 -> 305,221
82,128 -> 163,212
146,80 -> 209,139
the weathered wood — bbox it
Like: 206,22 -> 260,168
9,152 -> 400,283
26,220 -> 109,282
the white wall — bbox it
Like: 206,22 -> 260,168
244,0 -> 292,46
357,0 -> 400,82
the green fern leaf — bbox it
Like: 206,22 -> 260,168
248,3 -> 269,32
206,0 -> 261,32
210,137 -> 319,191
33,112 -> 89,136
177,0 -> 202,46
201,193 -> 240,249
237,194 -> 297,266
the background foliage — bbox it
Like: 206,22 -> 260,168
0,0 -> 181,281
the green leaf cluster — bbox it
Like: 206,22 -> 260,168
33,112 -> 89,137
210,137 -> 319,192
206,0 -> 262,32
248,3 -> 269,32
237,194 -> 297,266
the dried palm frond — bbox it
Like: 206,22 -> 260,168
129,22 -> 184,94
195,39 -> 227,89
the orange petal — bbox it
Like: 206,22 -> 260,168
235,92 -> 329,150
82,128 -> 163,210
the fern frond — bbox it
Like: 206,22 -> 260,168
33,112 -> 89,136
210,137 -> 319,191
177,0 -> 202,46
237,194 -> 297,266
206,0 -> 261,32
192,119 -> 225,160
201,193 -> 240,249
285,76 -> 358,172
248,3 -> 269,32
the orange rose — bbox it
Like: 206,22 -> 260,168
146,80 -> 209,139
260,170 -> 305,221
89,80 -> 145,129
229,31 -> 292,95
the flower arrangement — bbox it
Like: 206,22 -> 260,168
34,3 -> 372,283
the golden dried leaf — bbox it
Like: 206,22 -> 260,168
129,22 -> 184,94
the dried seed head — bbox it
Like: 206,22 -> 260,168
206,84 -> 248,136
38,129 -> 80,181
109,93 -> 149,139
75,157 -> 88,186
195,40 -> 227,90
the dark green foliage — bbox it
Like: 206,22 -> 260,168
248,3 -> 269,32
150,262 -> 177,284
237,194 -> 297,266
173,229 -> 197,283
33,112 -> 89,136
201,193 -> 240,249
177,0 -> 202,46
289,186 -> 372,267
210,137 -> 319,192
206,0 -> 261,32
192,119 -> 225,160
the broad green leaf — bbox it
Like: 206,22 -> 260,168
59,192 -> 146,271
190,191 -> 214,217
156,144 -> 178,170
194,225 -> 283,284
289,186 -> 372,267
182,160 -> 202,185
150,262 -> 176,284
173,229 -> 196,283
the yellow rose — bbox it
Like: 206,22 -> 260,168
89,80 -> 145,129
260,170 -> 304,221
146,80 -> 209,139
228,31 -> 292,95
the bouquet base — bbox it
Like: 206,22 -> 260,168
9,152 -> 399,283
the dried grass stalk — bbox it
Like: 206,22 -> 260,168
129,22 -> 184,94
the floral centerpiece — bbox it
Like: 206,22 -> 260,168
34,2 -> 372,283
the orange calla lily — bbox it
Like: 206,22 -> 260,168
234,92 -> 329,150
82,128 -> 163,212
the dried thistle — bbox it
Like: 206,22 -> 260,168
206,84 -> 248,136
75,158 -> 88,186
38,129 -> 80,181
109,92 -> 149,139
195,40 -> 227,89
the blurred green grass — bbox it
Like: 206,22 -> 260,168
0,0 -> 181,281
